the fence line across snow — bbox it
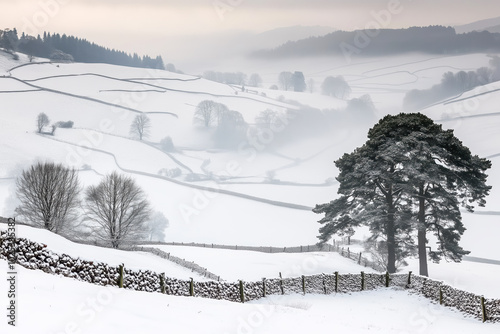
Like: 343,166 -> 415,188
0,232 -> 499,323
139,240 -> 386,272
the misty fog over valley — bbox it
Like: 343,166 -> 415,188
1,2 -> 500,333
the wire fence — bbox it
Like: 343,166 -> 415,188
138,239 -> 386,272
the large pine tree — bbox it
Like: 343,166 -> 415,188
367,113 -> 491,275
314,113 -> 491,275
314,132 -> 415,273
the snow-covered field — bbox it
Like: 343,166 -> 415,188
1,222 -> 500,333
1,50 -> 500,332
2,259 -> 499,334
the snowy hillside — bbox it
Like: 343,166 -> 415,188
1,259 -> 498,334
2,52 -> 497,252
1,220 -> 500,332
1,51 -> 499,255
1,222 -> 500,333
1,50 -> 500,333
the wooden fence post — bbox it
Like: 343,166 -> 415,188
439,287 -> 443,305
118,264 -> 124,288
358,252 -> 362,264
279,272 -> 284,295
407,271 -> 412,286
335,271 -> 339,293
322,275 -> 327,294
160,272 -> 166,294
239,280 -> 245,303
262,278 -> 267,297
190,278 -> 194,297
361,271 -> 365,291
481,296 -> 488,322
302,275 -> 306,295
385,271 -> 390,288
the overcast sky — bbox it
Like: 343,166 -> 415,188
1,0 -> 499,69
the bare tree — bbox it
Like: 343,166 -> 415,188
321,76 -> 351,99
278,71 -> 293,91
193,100 -> 228,128
256,109 -> 278,128
83,172 -> 151,248
248,73 -> 262,87
214,109 -> 248,149
15,161 -> 80,234
144,211 -> 169,242
36,113 -> 50,133
130,113 -> 151,140
194,100 -> 216,127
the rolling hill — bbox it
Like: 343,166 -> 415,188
1,48 -> 500,333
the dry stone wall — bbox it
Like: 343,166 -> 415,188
1,232 -> 498,322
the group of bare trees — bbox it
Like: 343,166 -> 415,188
404,56 -> 500,111
36,113 -> 75,135
14,161 -> 166,248
36,113 -> 57,135
193,100 -> 247,149
278,71 -> 306,92
321,76 -> 351,99
193,100 -> 229,128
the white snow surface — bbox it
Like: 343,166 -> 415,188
1,259 -> 499,334
1,51 -> 500,332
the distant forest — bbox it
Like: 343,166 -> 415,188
253,26 -> 500,58
0,28 -> 165,70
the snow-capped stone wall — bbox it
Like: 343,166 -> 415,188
0,232 -> 498,322
401,274 -> 500,322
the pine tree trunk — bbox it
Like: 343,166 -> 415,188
386,211 -> 397,273
386,186 -> 397,274
418,184 -> 429,277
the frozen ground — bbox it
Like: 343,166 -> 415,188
0,51 -> 499,332
1,256 -> 499,334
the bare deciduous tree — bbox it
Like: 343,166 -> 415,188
83,172 -> 151,248
130,113 -> 151,140
194,100 -> 215,127
278,71 -> 293,91
255,109 -> 278,129
36,113 -> 50,133
193,100 -> 228,128
144,211 -> 169,242
248,73 -> 262,87
15,161 -> 80,234
321,76 -> 351,99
